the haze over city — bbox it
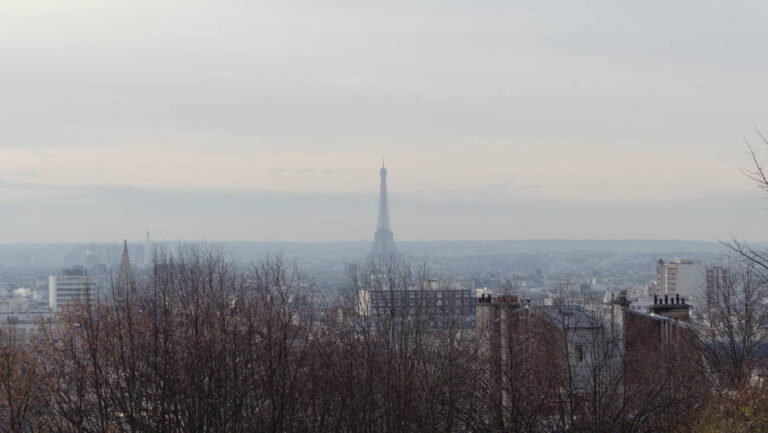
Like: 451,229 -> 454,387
7,2 -> 768,432
3,0 -> 768,242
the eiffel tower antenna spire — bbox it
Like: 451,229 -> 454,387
369,161 -> 398,259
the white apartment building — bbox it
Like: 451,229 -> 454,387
48,266 -> 99,312
655,259 -> 706,301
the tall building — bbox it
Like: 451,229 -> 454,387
369,162 -> 398,259
48,266 -> 98,311
705,265 -> 729,303
655,259 -> 706,301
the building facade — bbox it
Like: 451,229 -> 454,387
624,297 -> 706,429
48,266 -> 99,311
476,292 -> 705,431
655,259 -> 706,301
357,284 -> 474,325
476,295 -> 625,430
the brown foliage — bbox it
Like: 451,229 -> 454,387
0,248 -> 726,433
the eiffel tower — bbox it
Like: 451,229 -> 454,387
369,161 -> 399,259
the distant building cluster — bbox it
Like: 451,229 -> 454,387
0,237 -> 150,341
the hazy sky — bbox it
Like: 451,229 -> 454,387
2,0 -> 768,242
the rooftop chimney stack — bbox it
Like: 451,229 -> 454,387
649,293 -> 691,321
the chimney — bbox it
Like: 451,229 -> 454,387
648,296 -> 692,321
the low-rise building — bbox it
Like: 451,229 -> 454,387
357,280 -> 475,326
0,309 -> 56,341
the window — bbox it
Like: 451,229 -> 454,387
575,344 -> 585,363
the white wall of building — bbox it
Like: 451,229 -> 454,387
657,259 -> 706,302
674,261 -> 706,300
48,272 -> 97,312
48,275 -> 57,311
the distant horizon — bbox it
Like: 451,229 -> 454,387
0,237 -> 738,270
0,238 -> 754,246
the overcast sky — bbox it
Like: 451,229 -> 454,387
2,0 -> 768,243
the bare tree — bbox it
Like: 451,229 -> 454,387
0,329 -> 50,433
3,244 -> 720,433
696,259 -> 768,389
319,256 -> 482,433
37,246 -> 321,433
